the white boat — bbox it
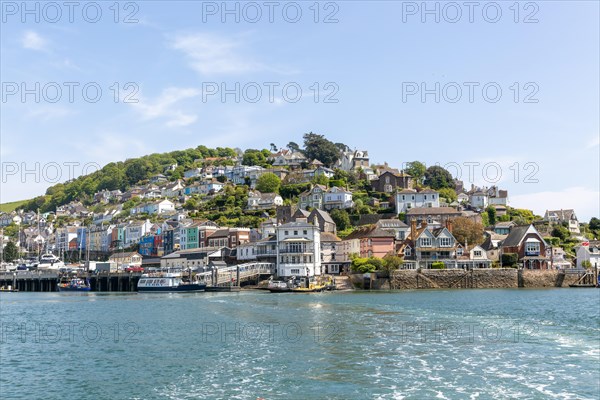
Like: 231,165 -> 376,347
37,253 -> 65,270
137,273 -> 206,292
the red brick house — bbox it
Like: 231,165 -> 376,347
500,224 -> 549,269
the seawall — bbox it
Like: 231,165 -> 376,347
371,269 -> 592,290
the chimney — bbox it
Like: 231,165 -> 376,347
446,219 -> 453,233
420,221 -> 427,229
410,219 -> 417,240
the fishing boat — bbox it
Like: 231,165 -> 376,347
57,277 -> 91,292
0,285 -> 19,292
137,273 -> 206,292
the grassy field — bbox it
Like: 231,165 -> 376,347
0,199 -> 29,213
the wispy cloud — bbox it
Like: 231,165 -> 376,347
171,33 -> 259,75
170,32 -> 295,76
22,31 -> 48,51
131,87 -> 200,127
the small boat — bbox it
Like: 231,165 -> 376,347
267,280 -> 293,293
268,276 -> 335,293
0,286 -> 19,292
137,273 -> 206,292
37,253 -> 65,271
57,278 -> 91,292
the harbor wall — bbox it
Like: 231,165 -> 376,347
377,269 -> 590,289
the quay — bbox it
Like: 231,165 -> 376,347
0,262 -> 275,292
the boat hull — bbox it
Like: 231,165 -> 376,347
267,287 -> 292,293
138,283 -> 206,293
57,286 -> 91,292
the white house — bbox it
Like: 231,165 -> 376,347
130,200 -> 175,215
162,180 -> 185,198
247,191 -> 284,210
124,220 -> 153,247
276,220 -> 321,277
469,191 -> 488,209
237,242 -> 258,261
576,241 -> 600,269
323,187 -> 354,210
395,189 -> 440,214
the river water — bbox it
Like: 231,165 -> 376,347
1,289 -> 599,399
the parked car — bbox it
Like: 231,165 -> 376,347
125,266 -> 144,272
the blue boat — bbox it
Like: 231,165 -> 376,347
57,278 -> 91,292
137,274 -> 206,293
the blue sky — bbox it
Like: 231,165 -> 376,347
1,1 -> 599,220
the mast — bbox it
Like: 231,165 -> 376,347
37,208 -> 41,260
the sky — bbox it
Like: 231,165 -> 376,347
1,1 -> 599,220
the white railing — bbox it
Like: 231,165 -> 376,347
196,262 -> 275,286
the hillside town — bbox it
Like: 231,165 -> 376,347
1,136 -> 599,276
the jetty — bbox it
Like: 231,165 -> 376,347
0,262 -> 275,292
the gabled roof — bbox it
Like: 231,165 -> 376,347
502,225 -> 545,248
309,208 -> 334,224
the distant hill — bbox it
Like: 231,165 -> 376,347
17,145 -> 240,213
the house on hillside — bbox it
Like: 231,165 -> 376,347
544,209 -> 580,234
500,224 -> 549,269
371,170 -> 413,193
395,189 -> 440,213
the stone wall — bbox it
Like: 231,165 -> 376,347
388,269 -> 588,289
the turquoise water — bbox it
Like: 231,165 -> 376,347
1,289 -> 599,399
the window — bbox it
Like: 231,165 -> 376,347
294,231 -> 298,235
420,237 -> 431,247
291,269 -> 300,275
284,230 -> 288,236
402,195 -> 405,200
404,247 -> 411,256
424,195 -> 427,200
439,237 -> 452,247
525,242 -> 540,255
303,230 -> 307,235
368,251 -> 373,257
474,250 -> 482,257
457,247 -> 463,256
368,239 -> 372,246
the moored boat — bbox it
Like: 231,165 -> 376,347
137,273 -> 206,292
57,278 -> 91,292
0,285 -> 19,292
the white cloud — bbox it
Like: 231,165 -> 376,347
22,31 -> 48,51
587,135 -> 600,149
170,32 -> 287,75
131,87 -> 199,127
511,187 -> 600,221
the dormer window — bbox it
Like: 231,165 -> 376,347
420,237 -> 431,247
404,247 -> 411,256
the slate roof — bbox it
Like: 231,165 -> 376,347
501,225 -> 533,247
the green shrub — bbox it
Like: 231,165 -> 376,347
431,262 -> 445,269
501,253 -> 518,267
